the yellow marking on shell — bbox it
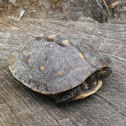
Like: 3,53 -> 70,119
36,34 -> 44,40
11,68 -> 17,74
78,53 -> 84,59
21,79 -> 25,84
41,92 -> 49,95
27,58 -> 32,63
24,82 -> 29,86
33,87 -> 39,91
57,71 -> 62,76
48,34 -> 57,39
62,40 -> 70,45
23,51 -> 27,55
10,58 -> 16,66
10,53 -> 15,59
9,53 -> 17,65
40,66 -> 45,71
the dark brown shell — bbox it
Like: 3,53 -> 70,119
9,35 -> 111,95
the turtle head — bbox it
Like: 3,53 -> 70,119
84,67 -> 112,90
96,67 -> 112,80
73,67 -> 112,101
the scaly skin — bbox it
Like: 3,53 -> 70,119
55,85 -> 81,103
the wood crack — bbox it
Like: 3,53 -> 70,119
0,94 -> 23,126
95,94 -> 126,118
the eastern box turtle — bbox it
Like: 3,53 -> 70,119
9,34 -> 112,103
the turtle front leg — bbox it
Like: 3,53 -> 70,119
54,86 -> 81,103
73,80 -> 102,100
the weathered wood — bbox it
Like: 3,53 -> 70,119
0,0 -> 115,23
0,16 -> 126,126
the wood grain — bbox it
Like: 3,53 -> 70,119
0,17 -> 126,126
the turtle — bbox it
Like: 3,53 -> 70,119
9,34 -> 112,103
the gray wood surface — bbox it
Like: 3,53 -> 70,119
0,17 -> 126,126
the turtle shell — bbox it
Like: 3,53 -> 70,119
9,35 -> 111,95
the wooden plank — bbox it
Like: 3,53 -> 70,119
0,17 -> 126,126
